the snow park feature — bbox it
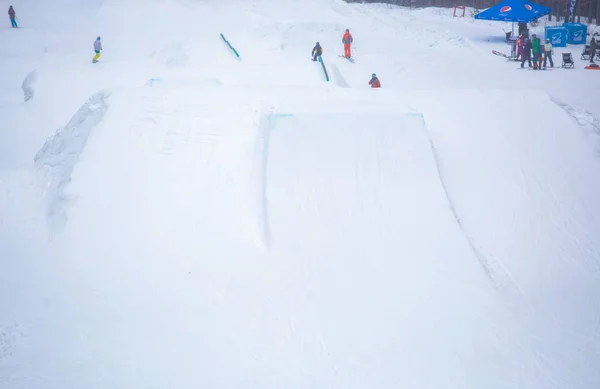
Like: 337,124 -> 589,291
220,32 -> 241,58
317,55 -> 330,81
2,0 -> 600,388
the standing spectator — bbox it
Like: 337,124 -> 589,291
92,36 -> 102,63
342,29 -> 353,59
8,5 -> 17,28
312,42 -> 322,62
368,73 -> 381,88
516,35 -> 524,61
531,34 -> 542,70
590,37 -> 597,63
521,38 -> 532,68
543,38 -> 554,68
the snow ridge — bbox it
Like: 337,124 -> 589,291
550,97 -> 600,145
330,64 -> 350,88
249,106 -> 274,249
419,114 -> 524,297
34,91 -> 109,230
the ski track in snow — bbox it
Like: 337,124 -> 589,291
251,107 -> 274,249
0,320 -> 24,385
0,321 -> 21,362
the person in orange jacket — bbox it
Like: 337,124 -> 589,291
342,28 -> 353,58
368,73 -> 380,88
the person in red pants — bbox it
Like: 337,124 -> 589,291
342,29 -> 353,58
369,73 -> 381,88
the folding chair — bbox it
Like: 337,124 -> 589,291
562,53 -> 575,68
581,45 -> 592,60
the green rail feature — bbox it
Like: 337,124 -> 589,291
318,55 -> 329,82
220,33 -> 240,58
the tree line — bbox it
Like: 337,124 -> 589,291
344,0 -> 600,27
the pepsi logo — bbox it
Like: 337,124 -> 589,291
500,6 -> 512,12
525,4 -> 533,10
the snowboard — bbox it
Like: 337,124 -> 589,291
339,55 -> 355,63
492,50 -> 510,58
493,50 -> 518,61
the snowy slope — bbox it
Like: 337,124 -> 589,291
2,0 -> 600,388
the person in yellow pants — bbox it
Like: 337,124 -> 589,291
92,36 -> 102,63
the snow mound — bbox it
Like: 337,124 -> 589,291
21,70 -> 37,102
34,91 -> 109,229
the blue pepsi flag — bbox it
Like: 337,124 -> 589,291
474,0 -> 551,22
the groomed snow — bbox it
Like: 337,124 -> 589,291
2,0 -> 600,388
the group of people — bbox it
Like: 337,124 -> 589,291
311,29 -> 381,88
516,34 -> 554,70
8,7 -> 382,85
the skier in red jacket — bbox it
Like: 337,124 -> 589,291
368,73 -> 381,88
342,29 -> 353,58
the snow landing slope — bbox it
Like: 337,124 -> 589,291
1,0 -> 600,388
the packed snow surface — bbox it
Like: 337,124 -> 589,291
2,0 -> 600,388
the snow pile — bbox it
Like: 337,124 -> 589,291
21,70 -> 37,102
34,91 -> 109,229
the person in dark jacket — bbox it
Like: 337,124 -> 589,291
521,38 -> 532,68
312,42 -> 322,61
590,37 -> 597,63
8,5 -> 17,28
368,73 -> 381,88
